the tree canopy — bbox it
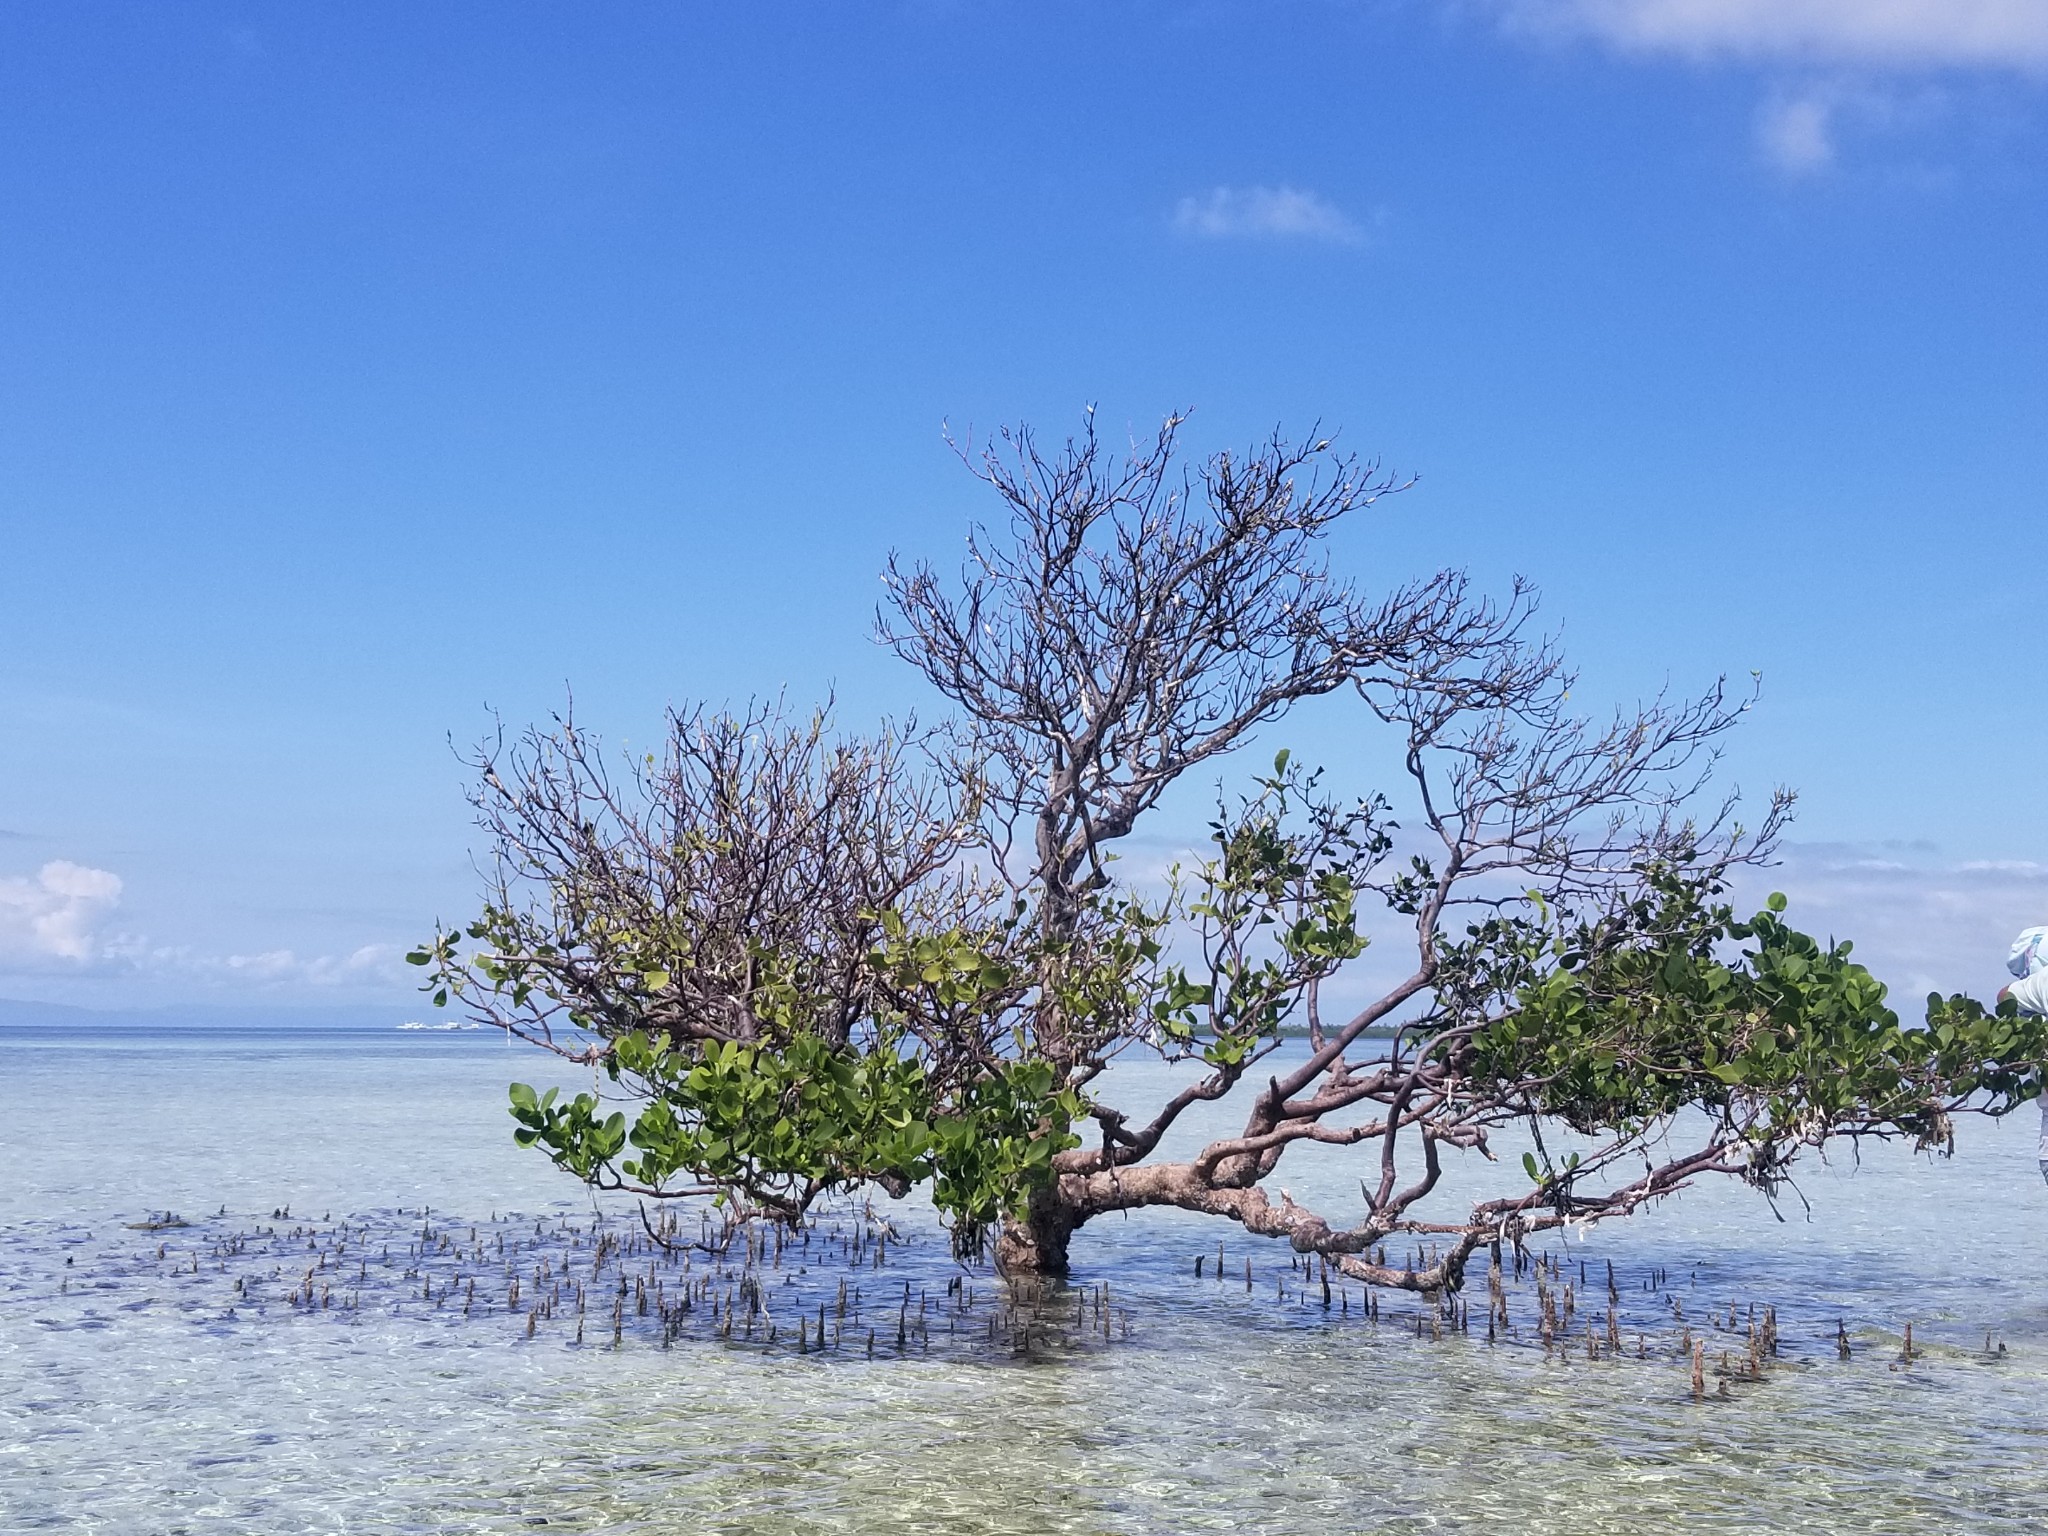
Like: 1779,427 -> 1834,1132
414,413 -> 2046,1286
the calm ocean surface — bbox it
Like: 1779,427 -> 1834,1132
3,1019 -> 2046,1534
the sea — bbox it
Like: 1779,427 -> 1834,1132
2,1015 -> 2045,1534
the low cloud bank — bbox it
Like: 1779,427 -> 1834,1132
4,839 -> 2036,1012
1733,841 -> 2048,1003
1496,0 -> 2048,71
1480,1 -> 2047,175
0,855 -> 412,1000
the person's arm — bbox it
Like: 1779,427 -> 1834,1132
2005,970 -> 2048,1015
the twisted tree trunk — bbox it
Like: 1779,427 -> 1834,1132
993,1188 -> 1084,1277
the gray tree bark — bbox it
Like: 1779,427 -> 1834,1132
993,1190 -> 1083,1278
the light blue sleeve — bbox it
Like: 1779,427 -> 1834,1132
2016,973 -> 2048,1165
2009,970 -> 2048,1016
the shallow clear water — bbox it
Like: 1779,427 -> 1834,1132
4,1022 -> 2047,1534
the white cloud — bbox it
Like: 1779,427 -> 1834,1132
1172,185 -> 1367,244
1482,4 -> 2023,171
1756,89 -> 1838,171
231,944 -> 399,987
0,860 -> 123,961
224,949 -> 300,979
114,940 -> 406,990
1499,0 -> 2048,70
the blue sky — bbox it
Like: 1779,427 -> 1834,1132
2,1 -> 2045,1009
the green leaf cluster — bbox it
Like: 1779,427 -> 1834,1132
1153,754 -> 1379,1067
1469,877 -> 2048,1171
507,1027 -> 1080,1245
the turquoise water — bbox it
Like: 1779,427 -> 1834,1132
3,1021 -> 2047,1534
